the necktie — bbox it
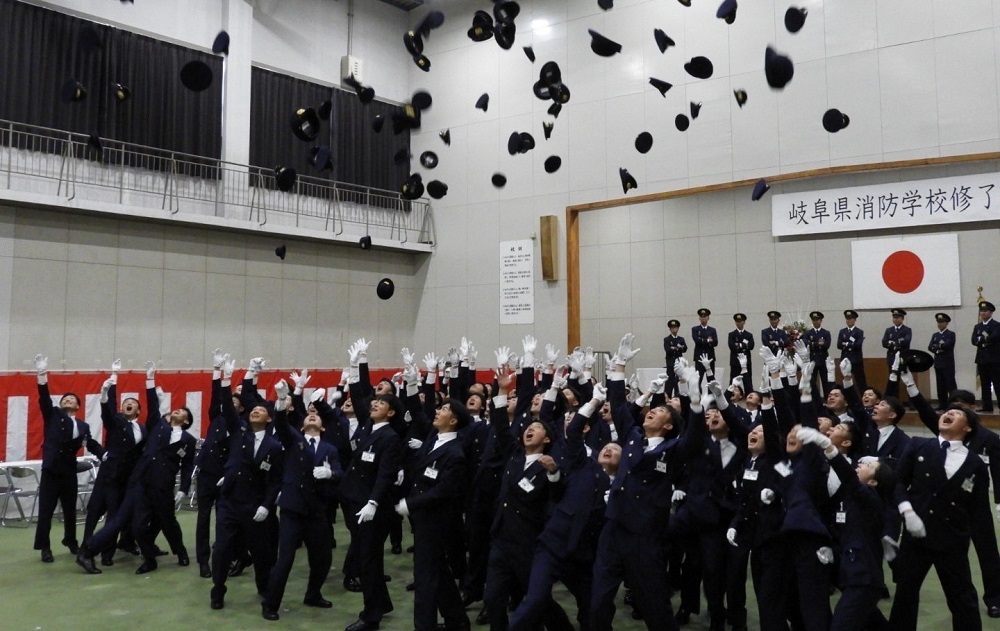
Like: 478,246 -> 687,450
309,437 -> 317,455
940,441 -> 949,467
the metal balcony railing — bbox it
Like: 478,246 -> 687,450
0,119 -> 435,251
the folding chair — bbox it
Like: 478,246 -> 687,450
1,466 -> 40,527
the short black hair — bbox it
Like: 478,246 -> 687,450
882,396 -> 905,425
441,398 -> 472,430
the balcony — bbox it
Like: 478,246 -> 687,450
0,120 -> 435,253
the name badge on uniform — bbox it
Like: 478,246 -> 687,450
962,477 -> 975,493
981,454 -> 991,465
424,465 -> 438,479
655,461 -> 667,473
849,336 -> 856,343
361,449 -> 375,463
350,439 -> 358,451
835,511 -> 847,524
260,461 -> 271,471
743,469 -> 759,481
177,447 -> 186,458
774,462 -> 792,478
518,478 -> 535,493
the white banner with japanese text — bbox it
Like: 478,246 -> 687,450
771,172 -> 1000,236
500,239 -> 535,324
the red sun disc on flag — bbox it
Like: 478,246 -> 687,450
881,250 -> 924,294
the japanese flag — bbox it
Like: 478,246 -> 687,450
851,234 -> 961,309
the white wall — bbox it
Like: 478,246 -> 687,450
408,0 -> 1000,368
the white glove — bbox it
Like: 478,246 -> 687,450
737,353 -> 747,371
328,390 -> 342,404
495,346 -> 511,370
882,535 -> 899,562
253,506 -> 269,522
402,363 -> 419,386
583,347 -> 596,369
309,388 -> 326,404
290,369 -> 311,393
356,500 -> 378,523
839,357 -> 852,378
698,353 -> 713,372
673,357 -> 688,376
726,528 -> 738,547
816,546 -> 834,565
394,499 -> 409,517
671,489 -> 686,503
100,378 -> 114,404
616,333 -> 640,365
699,381 -> 715,410
408,438 -> 423,450
468,343 -> 478,368
395,469 -> 404,486
522,335 -> 537,367
348,342 -> 362,367
799,361 -> 815,393
111,358 -> 122,374
626,372 -> 639,393
567,348 -> 586,376
273,379 -> 289,400
797,426 -> 832,451
825,357 -> 835,379
545,343 -> 561,365
903,510 -> 926,538
649,376 -> 666,395
313,461 -> 333,480
446,346 -> 460,366
249,356 -> 266,373
891,351 -> 901,373
212,348 -> 225,368
759,347 -> 781,374
355,338 -> 370,363
551,368 -> 569,390
591,383 -> 608,404
424,352 -> 440,373
174,491 -> 186,504
222,356 -> 235,380
145,360 -> 156,380
459,336 -> 471,361
793,339 -> 810,363
782,355 -> 798,384
34,353 -> 48,374
760,488 -> 775,504
399,346 -> 415,368
730,376 -> 744,393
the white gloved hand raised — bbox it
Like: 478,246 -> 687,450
424,352 -> 440,373
253,506 -> 269,522
839,357 -> 852,378
212,348 -> 225,368
111,358 -> 122,374
521,335 -> 537,367
309,388 -> 326,404
273,379 -> 289,400
34,353 -> 48,374
145,360 -> 156,381
494,346 -> 511,370
616,333 -> 641,365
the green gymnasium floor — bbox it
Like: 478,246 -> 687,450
0,508 -> 989,630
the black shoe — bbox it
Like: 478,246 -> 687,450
384,574 -> 391,582
406,545 -> 415,553
475,605 -> 489,625
391,544 -> 403,554
100,555 -> 115,567
632,608 -> 644,620
229,559 -> 247,577
154,545 -> 169,557
200,562 -> 212,578
345,620 -> 379,631
40,548 -> 54,563
63,540 -> 79,555
343,577 -> 363,592
406,580 -> 416,592
75,551 -> 102,575
211,586 -> 226,610
988,605 -> 1000,618
135,559 -> 158,574
304,596 -> 333,608
177,549 -> 190,567
262,606 -> 279,621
